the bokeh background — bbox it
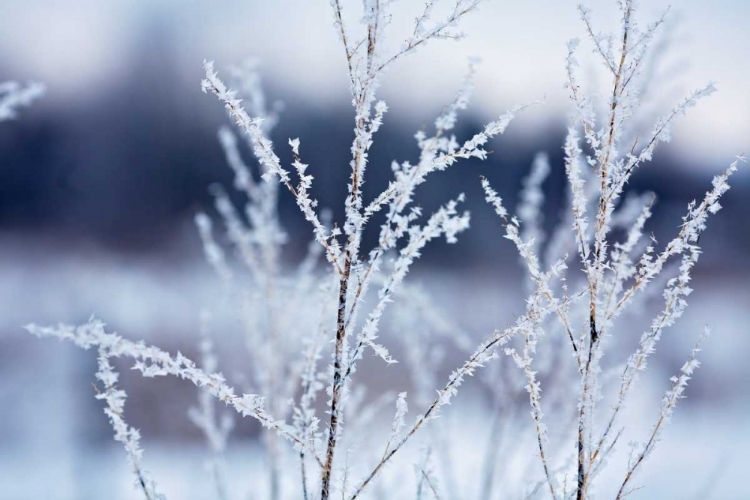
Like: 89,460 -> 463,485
0,0 -> 748,498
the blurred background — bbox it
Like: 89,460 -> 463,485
0,0 -> 748,498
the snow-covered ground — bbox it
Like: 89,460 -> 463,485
2,249 -> 749,499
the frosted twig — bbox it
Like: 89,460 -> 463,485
349,276 -> 585,499
94,351 -> 166,500
0,81 -> 45,121
202,62 -> 343,273
614,327 -> 710,499
26,319 -> 322,466
518,152 -> 551,264
375,0 -> 484,75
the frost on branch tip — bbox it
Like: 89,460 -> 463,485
518,152 -> 551,258
203,60 -> 341,270
201,60 -> 289,184
0,81 -> 45,121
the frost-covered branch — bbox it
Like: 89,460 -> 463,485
518,152 -> 551,263
556,5 -> 733,496
0,81 -> 45,121
195,212 -> 233,286
614,327 -> 710,500
609,157 -> 742,320
374,0 -> 484,75
26,319 -> 321,465
345,195 -> 470,373
94,351 -> 166,500
201,62 -> 343,273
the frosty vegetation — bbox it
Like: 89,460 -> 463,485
26,1 -> 743,499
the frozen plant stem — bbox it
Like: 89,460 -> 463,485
319,2 -> 486,498
320,255 -> 351,499
578,4 -> 633,496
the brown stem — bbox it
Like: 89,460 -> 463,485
578,8 -> 632,498
319,74 -> 369,497
300,451 -> 309,500
320,256 -> 352,500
